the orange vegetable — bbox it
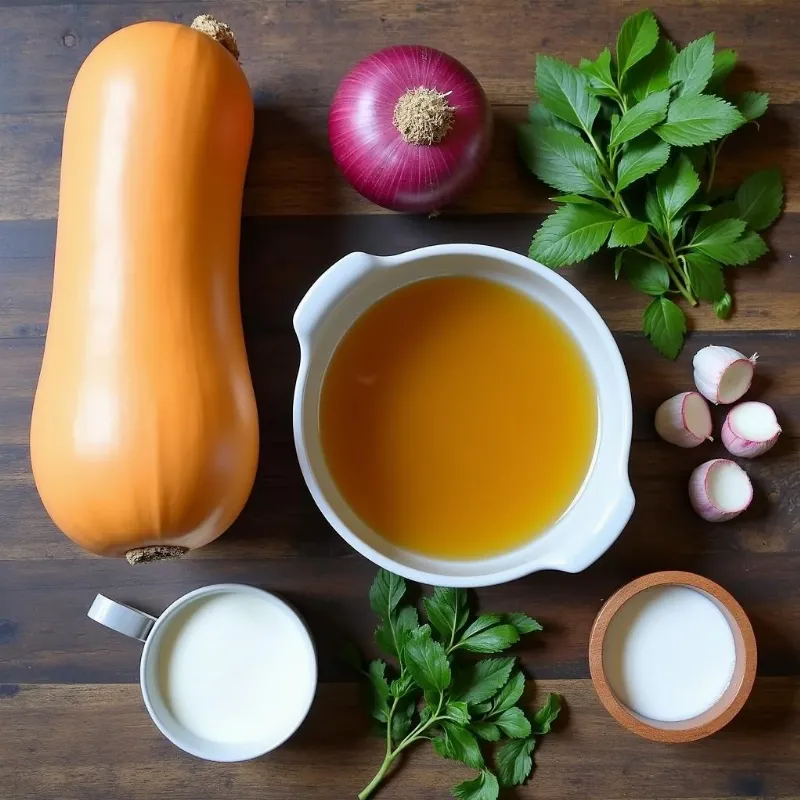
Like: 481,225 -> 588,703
30,18 -> 258,563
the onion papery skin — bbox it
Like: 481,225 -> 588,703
329,45 -> 493,213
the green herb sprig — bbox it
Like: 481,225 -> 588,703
518,8 -> 784,358
353,569 -> 560,800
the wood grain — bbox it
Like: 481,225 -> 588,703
1,0 -> 800,798
1,680 -> 799,800
1,103 -> 797,220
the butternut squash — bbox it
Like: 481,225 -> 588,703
30,17 -> 258,563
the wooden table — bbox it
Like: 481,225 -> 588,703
2,1 -> 799,798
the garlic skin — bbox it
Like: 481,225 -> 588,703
655,392 -> 712,448
689,459 -> 753,522
721,401 -> 782,458
693,346 -> 757,405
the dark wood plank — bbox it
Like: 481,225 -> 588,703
0,0 -> 798,115
1,680 -> 799,800
2,214 -> 799,341
1,102 -> 797,220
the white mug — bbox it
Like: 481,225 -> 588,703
88,583 -> 317,761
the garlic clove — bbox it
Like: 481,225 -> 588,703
655,392 -> 713,448
689,459 -> 753,522
721,401 -> 782,458
692,345 -> 757,405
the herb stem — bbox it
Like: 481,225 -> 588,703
705,137 -> 726,195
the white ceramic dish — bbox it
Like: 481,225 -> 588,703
88,584 -> 317,761
293,244 -> 634,587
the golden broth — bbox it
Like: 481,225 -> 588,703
319,275 -> 597,559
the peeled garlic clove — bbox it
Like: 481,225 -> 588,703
721,401 -> 782,458
689,459 -> 753,522
655,392 -> 713,448
693,345 -> 757,405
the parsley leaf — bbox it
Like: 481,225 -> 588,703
615,134 -> 671,190
495,707 -> 532,739
609,217 -> 649,247
623,252 -> 670,296
627,37 -> 677,101
656,154 -> 699,220
369,569 -> 406,617
616,9 -> 659,77
366,660 -> 391,722
669,33 -> 715,96
496,738 -> 536,788
656,94 -> 745,146
405,625 -> 451,692
529,203 -> 618,267
458,624 -> 520,654
609,90 -> 670,147
452,770 -> 500,800
536,54 -> 600,132
684,252 -> 726,301
531,693 -> 562,735
504,613 -> 542,635
455,658 -> 515,705
735,168 -> 784,231
518,124 -> 607,197
736,91 -> 769,122
643,296 -> 687,359
491,672 -> 526,714
695,229 -> 768,266
434,722 -> 485,769
424,587 -> 469,646
470,721 -> 502,742
689,218 -> 747,250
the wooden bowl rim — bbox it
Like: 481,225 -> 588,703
588,570 -> 757,743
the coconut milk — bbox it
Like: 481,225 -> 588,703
603,585 -> 736,722
156,592 -> 315,745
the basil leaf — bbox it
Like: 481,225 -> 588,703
616,9 -> 659,77
609,90 -> 670,147
518,124 -> 607,197
530,693 -> 562,735
369,569 -> 406,618
529,203 -> 618,267
433,722 -> 484,769
452,770 -> 500,800
643,296 -> 686,359
684,252 -> 726,301
656,94 -> 745,146
470,721 -> 501,742
627,37 -> 677,102
492,671 -> 526,714
504,613 -> 542,635
424,586 -> 469,643
455,657 -> 515,705
459,624 -> 520,654
404,625 -> 451,693
695,229 -> 768,266
608,218 -> 649,247
736,91 -> 769,122
708,48 -> 738,93
367,660 -> 391,723
536,54 -> 601,132
616,134 -> 671,191
657,154 -> 700,220
496,738 -> 536,788
669,33 -> 715,97
735,168 -> 784,231
714,292 -> 734,320
623,252 -> 670,296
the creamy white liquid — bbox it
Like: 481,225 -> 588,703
603,585 -> 736,722
157,592 -> 315,746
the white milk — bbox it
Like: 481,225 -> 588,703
157,592 -> 315,745
603,585 -> 736,722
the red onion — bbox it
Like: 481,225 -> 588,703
329,45 -> 492,213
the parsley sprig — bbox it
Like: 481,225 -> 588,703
353,569 -> 560,800
519,8 -> 784,358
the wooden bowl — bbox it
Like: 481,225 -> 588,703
589,571 -> 757,742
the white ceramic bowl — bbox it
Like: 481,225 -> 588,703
293,244 -> 634,587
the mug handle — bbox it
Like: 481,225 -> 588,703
88,594 -> 157,643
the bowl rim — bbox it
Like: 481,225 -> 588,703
588,570 -> 757,743
293,243 -> 634,587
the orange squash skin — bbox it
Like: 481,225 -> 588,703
30,22 -> 258,558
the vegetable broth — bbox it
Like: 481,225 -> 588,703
319,275 -> 597,559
